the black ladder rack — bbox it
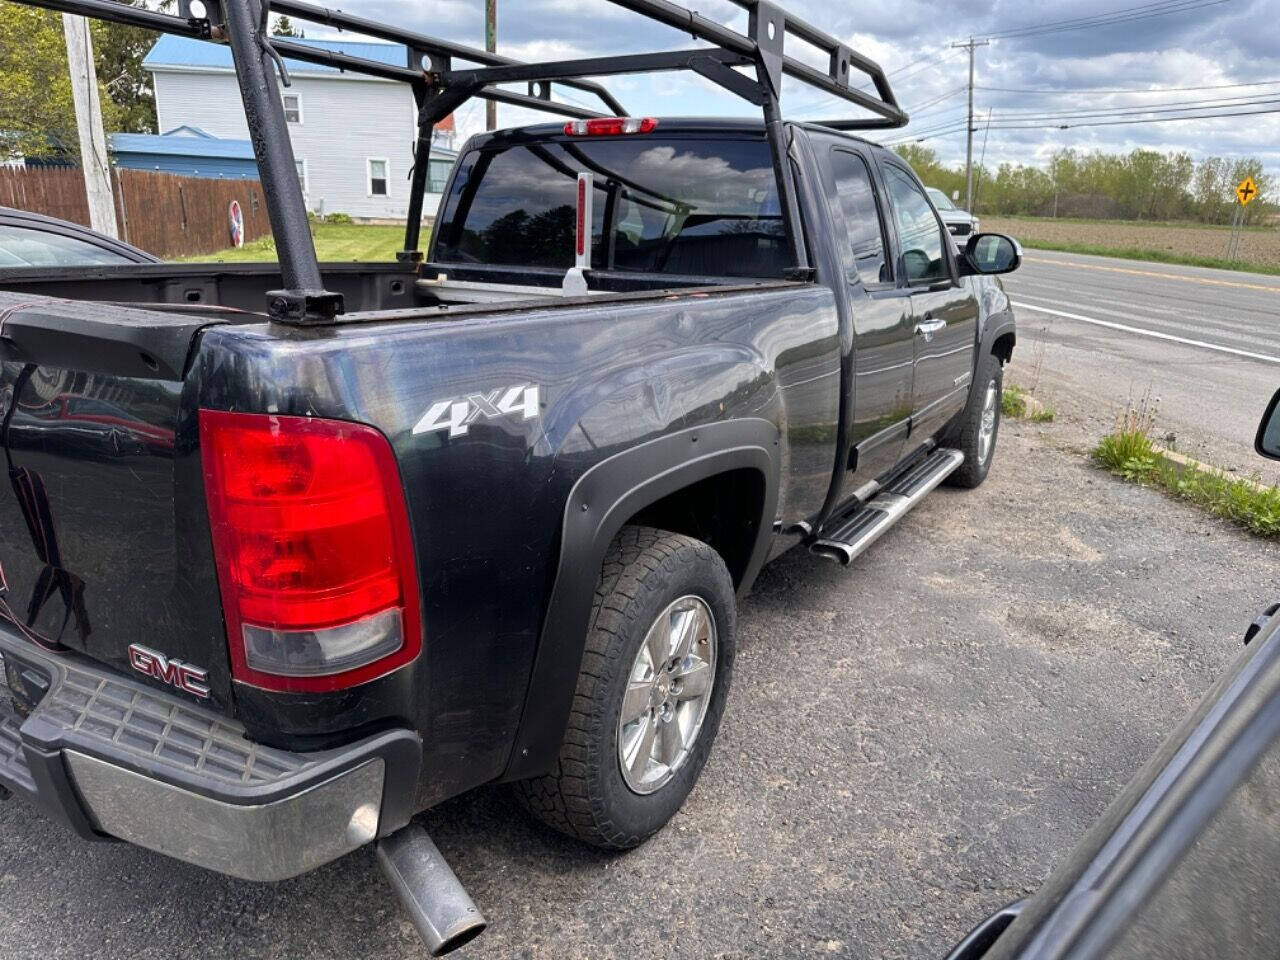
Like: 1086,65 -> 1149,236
11,0 -> 908,323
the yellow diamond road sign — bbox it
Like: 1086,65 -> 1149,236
1236,176 -> 1258,206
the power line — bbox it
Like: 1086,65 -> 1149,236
912,86 -> 967,109
972,109 -> 994,209
996,104 -> 1280,129
993,0 -> 1229,40
886,46 -> 952,78
904,86 -> 967,115
985,0 -> 1202,35
852,46 -> 954,94
893,103 -> 1280,141
983,91 -> 1280,120
982,0 -> 1230,41
876,48 -> 962,89
882,98 -> 1272,141
977,78 -> 1280,95
900,103 -> 968,127
886,87 -> 1280,138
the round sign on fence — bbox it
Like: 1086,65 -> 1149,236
228,200 -> 245,248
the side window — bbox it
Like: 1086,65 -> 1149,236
282,93 -> 302,124
883,164 -> 948,284
828,149 -> 889,285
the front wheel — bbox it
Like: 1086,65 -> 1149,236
943,352 -> 1002,489
513,526 -> 736,849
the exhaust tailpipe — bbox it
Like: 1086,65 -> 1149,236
376,824 -> 487,956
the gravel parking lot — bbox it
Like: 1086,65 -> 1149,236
3,416 -> 1277,959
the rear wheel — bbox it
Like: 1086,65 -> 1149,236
943,352 -> 1003,489
513,526 -> 735,849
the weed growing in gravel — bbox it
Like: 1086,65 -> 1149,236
1002,385 -> 1027,418
1093,393 -> 1280,538
1002,384 -> 1056,423
1094,393 -> 1157,475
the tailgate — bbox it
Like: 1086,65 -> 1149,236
0,294 -> 232,704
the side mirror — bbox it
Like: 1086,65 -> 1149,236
960,233 -> 1021,276
1256,388 -> 1280,460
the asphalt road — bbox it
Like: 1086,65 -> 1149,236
4,417 -> 1279,959
1002,249 -> 1280,473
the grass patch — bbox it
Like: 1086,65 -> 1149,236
1015,238 -> 1280,277
1092,399 -> 1280,538
1002,383 -> 1055,423
187,222 -> 409,263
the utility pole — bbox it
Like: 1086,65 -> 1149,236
952,36 -> 988,215
62,13 -> 118,238
485,0 -> 497,131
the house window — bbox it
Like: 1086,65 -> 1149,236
367,158 -> 389,197
427,157 -> 453,194
295,159 -> 308,196
282,93 -> 302,124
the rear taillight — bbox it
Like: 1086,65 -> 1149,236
200,410 -> 421,693
563,117 -> 658,137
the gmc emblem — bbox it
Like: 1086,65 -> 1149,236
127,644 -> 211,699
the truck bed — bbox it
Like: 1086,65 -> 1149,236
0,258 -> 783,320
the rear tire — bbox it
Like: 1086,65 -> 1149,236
943,351 -> 1003,489
513,526 -> 735,849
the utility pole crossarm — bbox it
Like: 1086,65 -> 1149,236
952,37 -> 989,215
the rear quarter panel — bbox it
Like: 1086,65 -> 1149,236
195,283 -> 840,804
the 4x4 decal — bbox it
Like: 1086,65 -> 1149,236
412,384 -> 540,438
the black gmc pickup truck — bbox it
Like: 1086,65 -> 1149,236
0,0 -> 1018,953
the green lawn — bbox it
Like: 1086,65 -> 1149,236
189,222 -> 409,263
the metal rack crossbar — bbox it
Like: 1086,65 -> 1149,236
10,0 -> 907,323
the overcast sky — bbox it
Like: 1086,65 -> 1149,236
300,0 -> 1280,176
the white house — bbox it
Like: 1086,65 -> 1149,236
143,35 -> 459,221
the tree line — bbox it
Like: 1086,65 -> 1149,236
895,144 -> 1275,226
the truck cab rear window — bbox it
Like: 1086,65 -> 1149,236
433,137 -> 791,279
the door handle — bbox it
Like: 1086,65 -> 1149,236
915,316 -> 946,338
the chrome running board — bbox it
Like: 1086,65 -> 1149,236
811,448 -> 965,566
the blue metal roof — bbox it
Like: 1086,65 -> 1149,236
144,34 -> 408,75
108,131 -> 255,160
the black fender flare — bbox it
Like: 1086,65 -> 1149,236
501,418 -> 780,781
982,308 -> 1016,364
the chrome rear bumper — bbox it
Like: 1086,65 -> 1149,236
0,628 -> 419,881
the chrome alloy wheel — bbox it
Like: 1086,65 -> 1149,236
977,379 -> 998,465
616,595 -> 717,795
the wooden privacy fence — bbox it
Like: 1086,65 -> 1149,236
0,166 -> 272,259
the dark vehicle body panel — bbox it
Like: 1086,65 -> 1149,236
0,119 -> 1013,811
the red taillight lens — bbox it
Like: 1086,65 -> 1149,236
200,410 -> 421,693
563,117 -> 658,137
